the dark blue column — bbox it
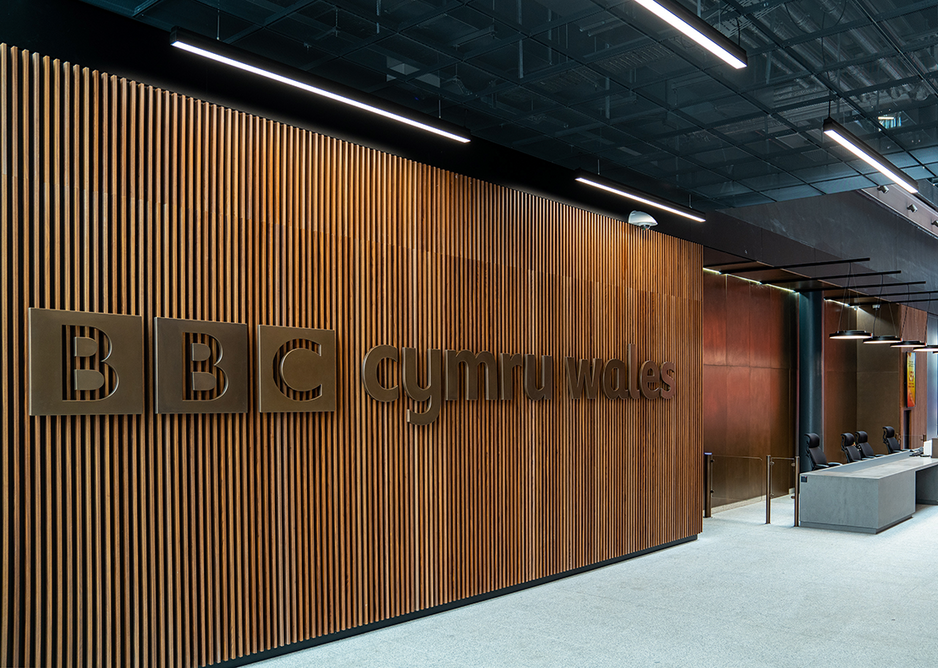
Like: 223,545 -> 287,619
798,291 -> 823,471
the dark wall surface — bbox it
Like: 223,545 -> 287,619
823,303 -> 859,463
724,192 -> 938,316
823,304 -> 930,461
704,272 -> 797,506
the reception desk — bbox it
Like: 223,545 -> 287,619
799,452 -> 938,533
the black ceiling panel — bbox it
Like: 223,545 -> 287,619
80,0 -> 938,209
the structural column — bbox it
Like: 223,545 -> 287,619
798,291 -> 824,470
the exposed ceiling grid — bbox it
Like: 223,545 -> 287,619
84,0 -> 938,210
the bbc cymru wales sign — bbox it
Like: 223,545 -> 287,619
28,308 -> 676,425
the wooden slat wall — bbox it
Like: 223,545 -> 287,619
0,45 -> 703,667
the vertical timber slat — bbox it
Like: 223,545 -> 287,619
0,44 -> 704,667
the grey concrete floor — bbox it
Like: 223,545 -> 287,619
254,497 -> 938,667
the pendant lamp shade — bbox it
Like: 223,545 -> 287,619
890,340 -> 923,349
829,330 -> 872,340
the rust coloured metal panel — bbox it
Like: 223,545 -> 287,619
704,273 -> 796,504
703,272 -> 726,367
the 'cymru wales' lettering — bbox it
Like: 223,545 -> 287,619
361,344 -> 675,426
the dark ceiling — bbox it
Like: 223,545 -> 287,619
79,0 -> 938,212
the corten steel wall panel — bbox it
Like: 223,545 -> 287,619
703,274 -> 726,367
724,366 -> 753,457
703,272 -> 796,504
724,276 -> 752,368
751,366 -> 794,492
856,309 -> 902,452
749,285 -> 791,370
827,305 -> 928,455
902,307 -> 929,444
703,365 -> 727,454
823,301 -> 858,463
0,46 -> 703,667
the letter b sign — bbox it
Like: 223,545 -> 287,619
28,308 -> 145,415
154,318 -> 249,414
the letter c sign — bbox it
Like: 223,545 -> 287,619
256,325 -> 336,413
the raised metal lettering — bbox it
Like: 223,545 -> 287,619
640,360 -> 661,400
403,348 -> 443,425
499,353 -> 525,400
362,345 -> 399,402
445,350 -> 498,401
564,357 -> 603,400
601,359 -> 629,400
524,355 -> 553,401
660,361 -> 676,399
257,325 -> 336,413
28,308 -> 144,416
155,318 -> 248,414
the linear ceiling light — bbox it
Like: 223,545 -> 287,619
170,29 -> 471,144
632,0 -> 748,69
822,118 -> 917,194
575,175 -> 706,223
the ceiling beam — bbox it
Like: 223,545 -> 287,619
798,280 -> 927,293
764,269 -> 900,286
715,256 -> 871,274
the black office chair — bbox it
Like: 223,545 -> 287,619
806,433 -> 841,469
841,433 -> 862,463
855,431 -> 883,458
883,426 -> 901,454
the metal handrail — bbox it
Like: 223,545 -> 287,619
704,453 -> 800,526
710,454 -> 764,461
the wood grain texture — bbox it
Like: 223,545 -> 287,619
0,45 -> 704,667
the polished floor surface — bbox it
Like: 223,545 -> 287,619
255,497 -> 938,667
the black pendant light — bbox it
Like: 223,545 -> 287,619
891,284 -> 923,348
913,293 -> 938,353
830,262 -> 871,340
865,335 -> 901,344
831,330 -> 874,340
864,275 -> 900,344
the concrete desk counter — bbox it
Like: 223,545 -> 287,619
799,452 -> 938,533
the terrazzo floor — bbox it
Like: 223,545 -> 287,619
253,496 -> 938,667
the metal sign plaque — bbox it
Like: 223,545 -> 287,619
26,307 -> 675,424
256,325 -> 337,413
154,317 -> 249,414
28,308 -> 145,416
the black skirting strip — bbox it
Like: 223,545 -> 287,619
216,534 -> 698,668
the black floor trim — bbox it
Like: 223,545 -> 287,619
216,534 -> 698,667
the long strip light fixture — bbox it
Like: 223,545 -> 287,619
170,29 -> 471,144
632,0 -> 748,69
822,117 -> 917,194
575,173 -> 706,223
